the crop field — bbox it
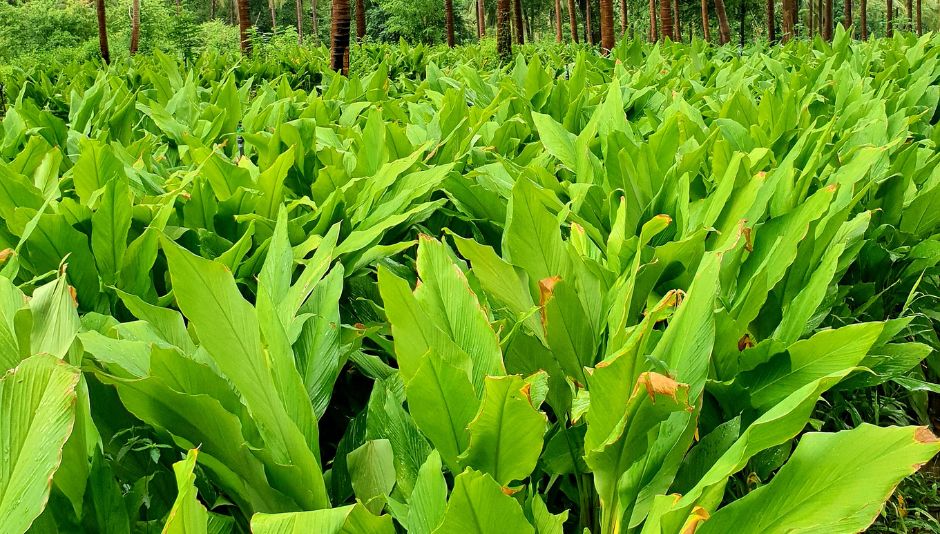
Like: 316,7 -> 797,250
1,29 -> 940,534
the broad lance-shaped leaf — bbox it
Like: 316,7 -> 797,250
160,237 -> 329,510
377,264 -> 473,382
405,354 -> 478,473
458,375 -> 547,486
585,372 -> 691,533
347,439 -> 396,515
539,276 -> 596,384
91,175 -> 132,286
620,252 -> 720,527
365,378 -> 431,496
0,277 -> 26,371
642,368 -> 858,534
91,347 -> 291,515
504,177 -> 570,284
414,235 -> 504,394
0,354 -> 80,534
250,504 -> 395,534
71,137 -> 126,206
164,450 -> 208,534
433,469 -> 535,534
393,450 -> 447,534
28,270 -> 80,360
698,424 -> 940,534
742,321 -> 885,410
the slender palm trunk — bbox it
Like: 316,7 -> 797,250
739,0 -> 746,46
567,0 -> 580,41
767,0 -> 776,41
782,0 -> 794,40
497,0 -> 512,60
860,0 -> 867,37
903,0 -> 911,31
446,0 -> 455,46
331,0 -> 351,73
130,0 -> 140,54
96,0 -> 110,64
822,0 -> 832,39
210,0 -> 216,19
886,0 -> 893,35
673,0 -> 681,39
269,0 -> 277,29
649,0 -> 658,40
479,0 -> 486,37
658,0 -> 673,38
355,0 -> 365,41
513,0 -> 525,43
556,0 -> 565,40
714,0 -> 731,42
621,0 -> 628,35
599,0 -> 614,51
915,0 -> 921,33
296,0 -> 304,43
702,0 -> 711,40
238,0 -> 252,54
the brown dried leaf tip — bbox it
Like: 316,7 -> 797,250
633,371 -> 681,402
914,426 -> 939,444
738,334 -> 754,351
0,248 -> 13,264
538,276 -> 562,330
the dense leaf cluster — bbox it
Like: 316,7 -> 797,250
1,34 -> 939,533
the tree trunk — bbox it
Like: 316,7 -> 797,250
238,0 -> 252,54
823,0 -> 832,39
96,0 -> 110,64
649,0 -> 657,39
355,0 -> 365,41
269,0 -> 277,29
497,0 -> 512,60
130,0 -> 140,54
738,0 -> 746,46
621,0 -> 628,35
782,0 -> 794,40
714,0 -> 731,42
585,0 -> 594,44
886,0 -> 893,35
210,0 -> 216,19
296,0 -> 303,43
915,0 -> 921,33
673,0 -> 681,40
567,0 -> 580,41
904,0 -> 912,31
446,0 -> 455,46
331,0 -> 351,73
842,0 -> 851,29
859,0 -> 867,37
659,0 -> 673,39
767,0 -> 776,41
513,0 -> 525,43
478,0 -> 486,37
599,0 -> 615,51
702,0 -> 711,40
556,0 -> 565,40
